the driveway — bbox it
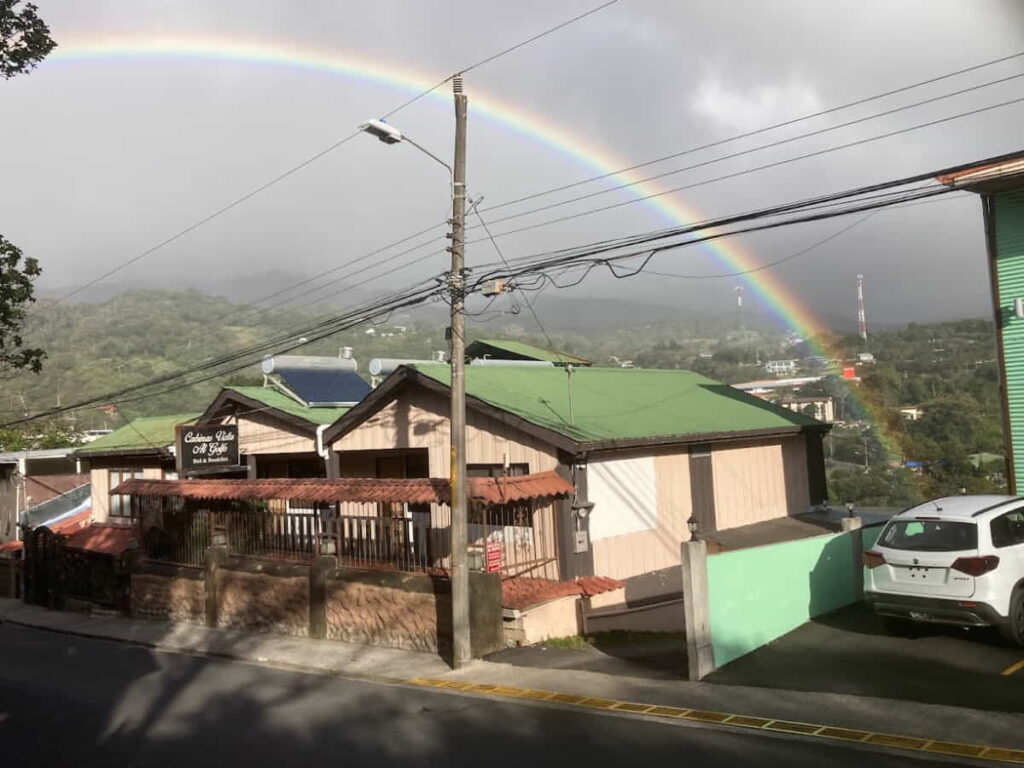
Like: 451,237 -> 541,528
707,603 -> 1024,713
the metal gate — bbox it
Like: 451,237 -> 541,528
23,527 -> 61,608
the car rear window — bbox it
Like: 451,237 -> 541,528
880,520 -> 977,552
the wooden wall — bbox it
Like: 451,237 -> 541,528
591,435 -> 812,581
235,412 -> 314,455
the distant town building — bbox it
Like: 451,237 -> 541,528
777,396 -> 835,423
899,405 -> 924,421
764,359 -> 798,376
856,352 -> 876,364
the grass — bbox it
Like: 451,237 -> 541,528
542,630 -> 686,650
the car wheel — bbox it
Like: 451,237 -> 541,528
999,589 -> 1024,647
881,615 -> 917,636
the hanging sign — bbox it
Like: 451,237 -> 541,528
176,424 -> 240,472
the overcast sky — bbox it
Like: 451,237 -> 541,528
2,0 -> 1024,330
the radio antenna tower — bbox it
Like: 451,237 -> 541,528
857,274 -> 868,342
735,285 -> 745,331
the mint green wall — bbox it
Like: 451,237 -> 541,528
992,190 -> 1024,491
707,528 -> 873,668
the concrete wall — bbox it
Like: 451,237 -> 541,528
706,525 -> 881,668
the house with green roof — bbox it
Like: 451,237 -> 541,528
466,339 -> 591,366
75,413 -> 199,521
323,364 -> 829,601
78,380 -> 359,522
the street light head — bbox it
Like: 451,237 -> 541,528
359,118 -> 403,145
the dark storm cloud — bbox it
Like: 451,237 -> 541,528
1,0 -> 1022,326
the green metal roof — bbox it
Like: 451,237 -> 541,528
468,339 -> 591,365
225,386 -> 350,425
75,413 -> 199,455
409,364 -> 819,444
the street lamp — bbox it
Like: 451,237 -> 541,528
357,79 -> 470,669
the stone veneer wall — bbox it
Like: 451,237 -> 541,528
325,568 -> 503,655
215,559 -> 310,637
131,564 -> 205,624
326,573 -> 441,652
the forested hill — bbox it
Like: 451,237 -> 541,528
2,290 -> 1005,508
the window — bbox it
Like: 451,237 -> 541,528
991,509 -> 1024,548
880,520 -> 978,552
467,464 -> 531,528
109,469 -> 143,518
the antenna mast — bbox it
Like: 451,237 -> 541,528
857,274 -> 868,342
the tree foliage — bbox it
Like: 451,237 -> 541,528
0,235 -> 44,373
0,1 -> 55,79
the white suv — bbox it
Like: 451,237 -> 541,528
864,494 -> 1024,645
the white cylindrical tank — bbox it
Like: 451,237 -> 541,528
367,358 -> 443,377
468,359 -> 555,367
261,354 -> 358,375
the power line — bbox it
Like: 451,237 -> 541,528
7,157 -> 974,428
468,95 -> 1024,244
469,198 -> 563,361
458,0 -> 620,76
475,71 -> 1024,229
35,0 -> 622,313
479,49 -> 1024,213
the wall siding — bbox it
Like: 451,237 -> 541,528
993,190 -> 1024,489
236,412 -> 315,455
712,436 -> 809,530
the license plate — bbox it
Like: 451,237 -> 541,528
909,611 -> 931,621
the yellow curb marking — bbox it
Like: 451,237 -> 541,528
407,679 -> 1024,764
1000,658 -> 1024,676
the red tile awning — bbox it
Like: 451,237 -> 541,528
501,576 -> 624,611
111,471 -> 573,506
63,524 -> 137,556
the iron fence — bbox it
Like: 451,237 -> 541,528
133,495 -> 555,575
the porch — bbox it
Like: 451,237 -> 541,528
113,473 -> 572,579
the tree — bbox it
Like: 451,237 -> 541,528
0,1 -> 55,79
0,5 -> 53,375
0,235 -> 44,373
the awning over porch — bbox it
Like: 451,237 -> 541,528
111,471 -> 573,505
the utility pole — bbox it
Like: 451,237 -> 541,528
449,75 -> 470,669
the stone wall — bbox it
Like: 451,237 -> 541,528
216,560 -> 310,637
326,572 -> 441,652
131,563 -> 205,623
325,568 -> 503,656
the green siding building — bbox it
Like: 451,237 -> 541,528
942,155 -> 1024,490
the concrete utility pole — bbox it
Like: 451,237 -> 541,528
449,75 -> 470,669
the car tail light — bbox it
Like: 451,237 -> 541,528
951,556 -> 999,577
862,550 -> 886,569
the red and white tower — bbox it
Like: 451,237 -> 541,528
857,274 -> 868,342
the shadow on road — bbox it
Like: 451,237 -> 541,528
707,603 -> 1024,713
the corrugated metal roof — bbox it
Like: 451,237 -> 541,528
501,575 -> 623,611
408,364 -> 819,444
74,413 -> 199,455
111,471 -> 573,505
63,524 -> 136,556
467,339 -> 591,365
222,387 -> 351,425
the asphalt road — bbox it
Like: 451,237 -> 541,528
0,624 -> 966,768
707,604 -> 1024,713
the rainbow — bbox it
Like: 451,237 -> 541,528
47,36 -> 899,461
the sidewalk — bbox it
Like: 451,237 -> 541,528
2,598 -> 1022,755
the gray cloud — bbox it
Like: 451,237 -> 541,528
1,0 -> 1022,331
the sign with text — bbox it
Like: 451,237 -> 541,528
176,424 -> 239,473
485,541 -> 503,573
